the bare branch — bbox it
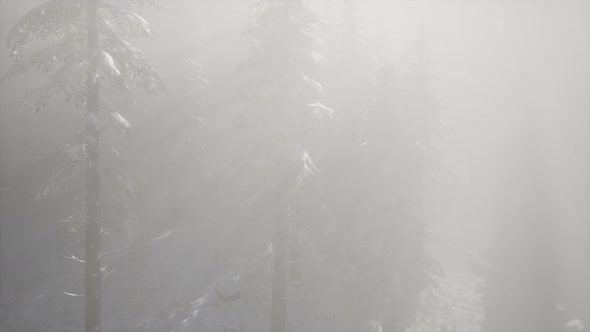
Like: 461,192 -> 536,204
98,244 -> 130,259
60,254 -> 86,263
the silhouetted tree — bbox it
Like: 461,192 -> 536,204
3,1 -> 163,331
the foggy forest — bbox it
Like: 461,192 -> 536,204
0,0 -> 588,331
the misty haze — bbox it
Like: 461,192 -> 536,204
0,0 -> 588,331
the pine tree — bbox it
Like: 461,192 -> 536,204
84,2 -> 101,330
355,29 -> 441,331
3,1 -> 163,331
339,0 -> 367,69
237,1 -> 332,330
393,29 -> 442,331
324,0 -> 372,155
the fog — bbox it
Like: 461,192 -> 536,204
0,0 -> 588,331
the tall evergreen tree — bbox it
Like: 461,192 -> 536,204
301,26 -> 442,332
236,1 -> 332,330
323,0 -> 372,161
394,30 -> 442,331
356,29 -> 441,331
168,1 -> 331,330
84,2 -> 101,330
3,1 -> 163,331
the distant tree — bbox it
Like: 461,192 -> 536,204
3,1 -> 163,331
317,6 -> 376,314
338,0 -> 368,69
324,0 -> 372,132
168,1 -> 331,330
393,29 -> 443,331
351,29 -> 441,331
483,113 -> 562,332
163,31 -> 208,228
234,0 -> 332,331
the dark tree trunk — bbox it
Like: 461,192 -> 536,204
84,0 -> 101,331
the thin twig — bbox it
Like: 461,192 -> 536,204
98,244 -> 130,259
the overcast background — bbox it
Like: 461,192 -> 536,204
0,1 -> 588,331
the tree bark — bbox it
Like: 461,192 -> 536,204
84,0 -> 101,331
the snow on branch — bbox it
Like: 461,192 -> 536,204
63,291 -> 85,298
98,244 -> 130,259
100,2 -> 154,38
60,254 -> 86,263
37,142 -> 86,200
6,0 -> 85,56
25,60 -> 87,112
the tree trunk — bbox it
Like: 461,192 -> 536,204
84,0 -> 101,331
271,218 -> 287,332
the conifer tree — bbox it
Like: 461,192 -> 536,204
355,29 -> 441,331
236,1 -> 332,330
483,111 -> 562,332
3,1 -> 163,331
